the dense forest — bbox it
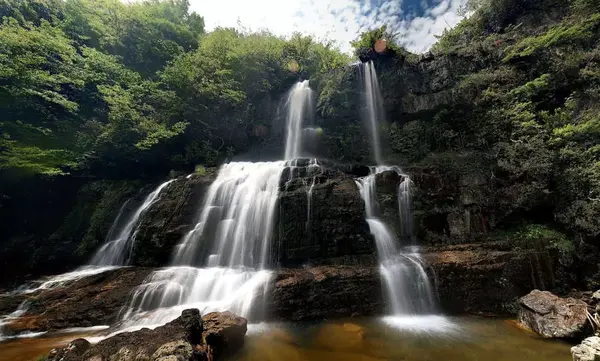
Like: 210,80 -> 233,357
0,0 -> 599,288
0,0 -> 348,179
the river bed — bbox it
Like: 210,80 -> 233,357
0,317 -> 571,361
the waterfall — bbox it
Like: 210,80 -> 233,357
119,162 -> 283,327
118,81 -> 316,329
359,61 -> 385,165
284,80 -> 313,160
9,181 -> 174,295
90,179 -> 174,266
356,167 -> 436,315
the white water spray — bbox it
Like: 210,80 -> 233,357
360,61 -> 385,165
356,168 -> 436,315
7,180 -> 174,296
90,179 -> 174,266
284,80 -> 313,160
119,162 -> 285,328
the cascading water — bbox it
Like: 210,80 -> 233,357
90,179 -> 175,266
358,61 -> 446,329
9,180 -> 174,296
118,81 -> 314,330
119,162 -> 283,328
359,61 -> 385,165
356,168 -> 436,315
284,80 -> 313,160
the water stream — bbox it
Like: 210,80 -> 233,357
358,60 -> 439,322
284,80 -> 313,160
118,162 -> 284,328
89,179 -> 175,266
8,180 -> 174,296
359,61 -> 385,165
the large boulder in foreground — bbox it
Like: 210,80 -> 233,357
572,336 -> 600,361
45,309 -> 247,361
518,290 -> 589,338
202,311 -> 248,361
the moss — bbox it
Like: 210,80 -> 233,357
504,14 -> 600,61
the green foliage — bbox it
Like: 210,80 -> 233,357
0,0 -> 349,178
194,164 -> 206,176
504,14 -> 600,61
350,25 -> 409,59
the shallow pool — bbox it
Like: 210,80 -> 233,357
0,316 -> 572,361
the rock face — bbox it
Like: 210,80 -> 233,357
131,173 -> 215,266
45,309 -> 247,361
268,265 -> 383,320
274,162 -> 374,266
423,242 -> 552,314
3,267 -> 152,334
1,241 -> 553,335
266,242 -> 544,320
518,290 -> 589,338
572,336 -> 600,361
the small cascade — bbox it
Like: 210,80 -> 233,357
9,181 -> 173,296
284,80 -> 314,160
119,162 -> 284,328
90,179 -> 175,266
359,61 -> 385,165
356,167 -> 436,315
305,159 -> 320,243
0,301 -> 33,341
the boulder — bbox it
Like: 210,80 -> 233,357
44,309 -> 247,361
46,338 -> 91,361
202,311 -> 247,361
572,336 -> 600,361
518,290 -> 589,338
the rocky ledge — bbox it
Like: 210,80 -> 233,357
518,289 -> 590,339
0,241 -> 554,333
0,267 -> 153,335
45,309 -> 247,361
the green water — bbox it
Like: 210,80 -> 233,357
0,317 -> 572,361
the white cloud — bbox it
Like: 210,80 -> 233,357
187,0 -> 467,54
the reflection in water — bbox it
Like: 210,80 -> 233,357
0,317 -> 571,361
0,327 -> 107,361
234,317 -> 571,361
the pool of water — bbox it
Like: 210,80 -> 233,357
0,317 -> 572,361
238,316 -> 572,361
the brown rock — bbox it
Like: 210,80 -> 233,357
43,309 -> 210,361
268,265 -> 383,321
202,311 -> 247,361
518,289 -> 589,338
46,338 -> 91,361
5,267 -> 153,334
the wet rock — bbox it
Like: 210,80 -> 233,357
518,290 -> 589,338
132,173 -> 215,266
202,311 -> 247,361
572,336 -> 600,361
269,266 -> 383,320
43,309 -> 245,361
46,338 -> 91,361
421,242 -> 548,315
5,267 -> 153,334
275,168 -> 374,266
151,341 -> 193,361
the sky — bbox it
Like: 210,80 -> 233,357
187,0 -> 468,54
